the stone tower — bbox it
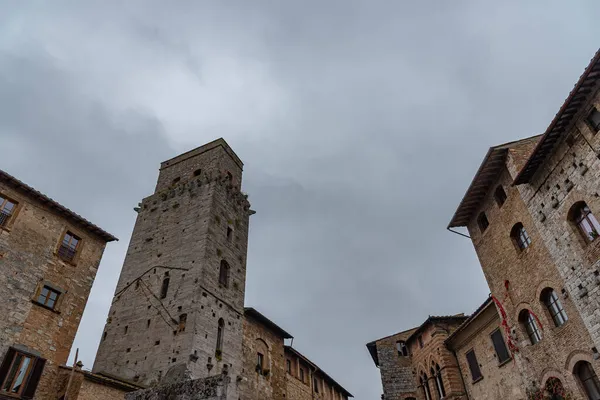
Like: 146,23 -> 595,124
93,139 -> 252,399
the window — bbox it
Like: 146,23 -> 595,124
466,350 -> 482,381
58,231 -> 81,262
256,353 -> 264,374
520,310 -> 542,345
396,341 -> 408,356
300,368 -> 305,383
420,374 -> 432,400
490,329 -> 511,363
545,378 -> 566,400
124,326 -> 128,334
216,318 -> 224,355
477,212 -> 489,233
227,227 -> 233,241
193,169 -> 202,177
0,348 -> 45,398
219,260 -> 230,287
569,202 -> 600,243
434,364 -> 446,398
0,196 -> 17,228
511,223 -> 531,251
160,276 -> 170,299
575,361 -> 600,399
418,335 -> 424,349
36,286 -> 60,310
541,289 -> 568,327
286,359 -> 291,374
587,107 -> 600,132
314,377 -> 319,393
494,186 -> 507,207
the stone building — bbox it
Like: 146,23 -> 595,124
89,138 -> 352,400
0,169 -> 117,399
368,48 -> 600,399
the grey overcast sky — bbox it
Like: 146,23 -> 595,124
1,1 -> 599,398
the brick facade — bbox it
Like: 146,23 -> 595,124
0,170 -> 116,399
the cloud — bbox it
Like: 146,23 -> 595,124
1,1 -> 600,398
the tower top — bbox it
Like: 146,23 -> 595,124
160,138 -> 244,171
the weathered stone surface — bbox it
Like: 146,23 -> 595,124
125,374 -> 228,400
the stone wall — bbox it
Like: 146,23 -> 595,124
374,330 -> 418,400
0,176 -> 110,399
125,374 -> 228,400
93,139 -> 251,400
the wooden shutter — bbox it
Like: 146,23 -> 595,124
491,330 -> 510,363
466,350 -> 482,381
0,348 -> 16,387
21,357 -> 45,399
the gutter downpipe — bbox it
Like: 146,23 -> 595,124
451,348 -> 471,400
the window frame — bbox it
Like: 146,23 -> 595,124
35,286 -> 60,311
587,107 -> 600,132
219,260 -> 230,288
570,203 -> 600,243
521,310 -> 542,345
490,328 -> 511,364
396,340 -> 409,356
56,230 -> 82,264
256,352 -> 264,374
494,186 -> 507,207
542,289 -> 568,327
0,195 -> 19,230
0,347 -> 46,399
511,223 -> 532,251
465,349 -> 483,382
575,361 -> 600,399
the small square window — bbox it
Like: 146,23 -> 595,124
36,286 -> 60,310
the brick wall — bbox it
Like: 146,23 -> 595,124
374,330 -> 418,400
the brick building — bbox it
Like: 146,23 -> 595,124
368,49 -> 600,399
0,170 -> 117,399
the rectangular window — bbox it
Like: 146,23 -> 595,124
286,359 -> 291,374
490,329 -> 511,364
36,286 -> 60,310
466,350 -> 482,381
418,335 -> 424,348
300,368 -> 305,383
314,377 -> 319,393
58,231 -> 81,262
587,107 -> 600,132
256,353 -> 264,374
0,348 -> 45,398
0,196 -> 17,228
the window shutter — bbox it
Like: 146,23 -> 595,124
491,330 -> 511,363
0,348 -> 16,385
21,357 -> 45,399
466,350 -> 482,381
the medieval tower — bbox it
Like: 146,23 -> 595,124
93,139 -> 252,399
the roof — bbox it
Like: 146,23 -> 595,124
365,327 -> 418,367
59,366 -> 143,392
244,307 -> 293,339
514,48 -> 600,184
284,346 -> 353,397
445,296 -> 494,347
447,135 -> 541,228
406,314 -> 468,343
0,169 -> 118,242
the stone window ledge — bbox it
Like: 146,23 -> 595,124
497,357 -> 512,368
472,376 -> 484,385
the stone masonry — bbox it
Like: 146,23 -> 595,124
0,169 -> 116,399
93,139 -> 252,400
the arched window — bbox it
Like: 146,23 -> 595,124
575,361 -> 600,399
569,202 -> 600,243
435,364 -> 446,398
219,260 -> 230,287
494,186 -> 507,207
477,212 -> 489,233
511,223 -> 531,251
420,373 -> 432,400
519,310 -> 542,345
396,341 -> 408,357
160,275 -> 170,299
216,318 -> 224,356
541,289 -> 568,327
545,377 -> 566,400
